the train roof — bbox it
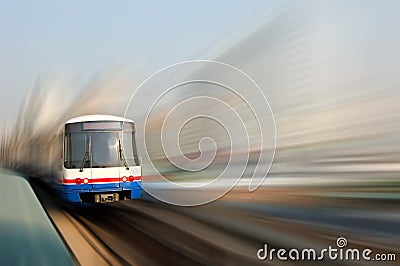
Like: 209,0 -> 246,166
65,115 -> 134,124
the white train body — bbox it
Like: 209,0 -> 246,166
52,115 -> 142,203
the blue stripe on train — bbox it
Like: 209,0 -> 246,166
57,182 -> 142,202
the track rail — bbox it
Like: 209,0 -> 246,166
31,180 -> 399,266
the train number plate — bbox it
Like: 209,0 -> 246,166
94,193 -> 119,203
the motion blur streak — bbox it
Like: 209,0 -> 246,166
212,1 -> 400,176
1,1 -> 400,265
0,68 -> 141,173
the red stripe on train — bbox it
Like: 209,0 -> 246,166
62,176 -> 141,184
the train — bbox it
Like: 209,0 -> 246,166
47,115 -> 142,203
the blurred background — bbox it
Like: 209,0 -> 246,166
1,0 -> 400,265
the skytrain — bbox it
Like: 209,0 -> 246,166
48,115 -> 142,203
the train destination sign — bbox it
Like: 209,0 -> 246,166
82,121 -> 122,130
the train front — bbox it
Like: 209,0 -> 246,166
60,116 -> 142,203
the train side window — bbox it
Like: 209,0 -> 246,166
64,132 -> 89,169
122,132 -> 140,166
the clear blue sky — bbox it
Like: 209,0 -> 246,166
0,0 -> 283,126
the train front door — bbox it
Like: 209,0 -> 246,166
90,132 -> 120,189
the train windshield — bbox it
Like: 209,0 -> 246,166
64,121 -> 139,169
91,132 -> 119,168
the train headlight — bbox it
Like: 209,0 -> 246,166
83,178 -> 89,184
122,176 -> 127,182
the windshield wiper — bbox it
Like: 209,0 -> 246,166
79,151 -> 89,172
119,139 -> 129,170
